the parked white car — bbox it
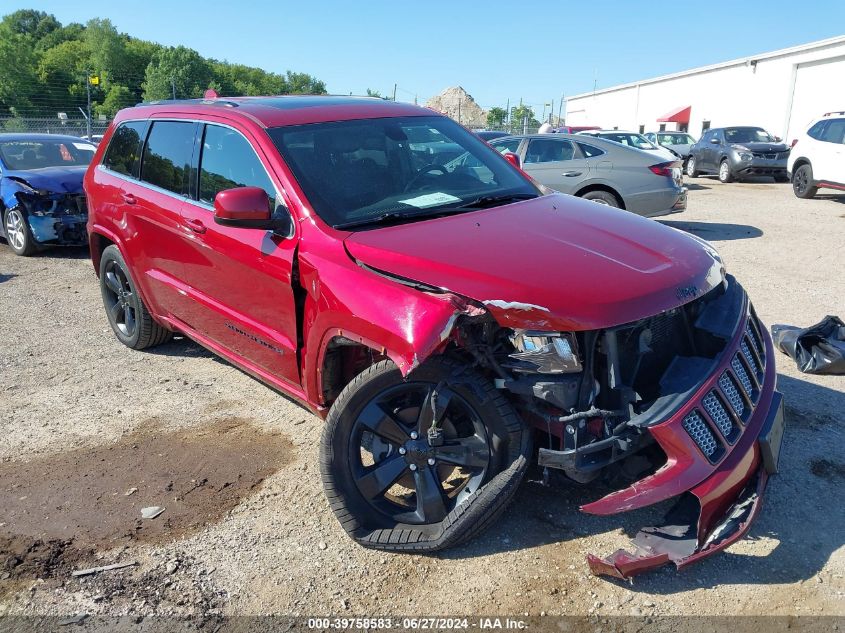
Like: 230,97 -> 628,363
788,111 -> 845,198
577,130 -> 678,162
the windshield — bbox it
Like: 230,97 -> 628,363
657,133 -> 695,145
599,133 -> 657,150
724,128 -> 774,144
0,139 -> 95,170
268,116 -> 537,229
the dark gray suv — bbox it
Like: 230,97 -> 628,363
687,127 -> 790,183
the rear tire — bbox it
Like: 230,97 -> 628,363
685,156 -> 699,178
99,244 -> 172,350
320,357 -> 530,552
718,159 -> 734,183
792,164 -> 817,199
3,207 -> 37,256
581,190 -> 621,208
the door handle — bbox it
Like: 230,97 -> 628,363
561,171 -> 583,177
185,218 -> 207,234
121,193 -> 136,204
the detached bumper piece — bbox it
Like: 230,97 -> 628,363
588,391 -> 783,580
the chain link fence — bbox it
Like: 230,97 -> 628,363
0,116 -> 111,139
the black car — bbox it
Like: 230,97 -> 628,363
686,126 -> 790,183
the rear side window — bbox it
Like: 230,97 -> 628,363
102,121 -> 148,177
198,125 -> 276,209
140,121 -> 195,195
820,119 -> 845,144
491,138 -> 521,154
577,142 -> 605,158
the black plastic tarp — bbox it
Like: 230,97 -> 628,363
771,315 -> 845,375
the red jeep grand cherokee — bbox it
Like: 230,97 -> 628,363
84,96 -> 784,579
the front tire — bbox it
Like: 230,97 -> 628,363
792,164 -> 817,199
99,245 -> 172,350
320,358 -> 530,552
3,207 -> 37,256
581,190 -> 621,208
686,156 -> 699,178
718,159 -> 734,183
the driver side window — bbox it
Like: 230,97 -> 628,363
198,124 -> 278,212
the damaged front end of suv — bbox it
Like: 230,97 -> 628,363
468,276 -> 782,579
337,194 -> 783,579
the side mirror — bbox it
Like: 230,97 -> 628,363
774,136 -> 782,142
710,138 -> 720,144
213,186 -> 291,235
503,152 -> 521,168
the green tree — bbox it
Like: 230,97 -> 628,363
0,22 -> 39,115
142,46 -> 213,100
1,9 -> 60,40
36,39 -> 89,113
510,104 -> 539,130
96,84 -> 134,117
285,71 -> 326,94
486,106 -> 507,128
366,88 -> 382,98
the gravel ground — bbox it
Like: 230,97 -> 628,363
0,178 -> 843,622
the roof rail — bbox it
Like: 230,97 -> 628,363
823,111 -> 845,116
135,98 -> 240,108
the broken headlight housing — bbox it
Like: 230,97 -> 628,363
508,330 -> 582,374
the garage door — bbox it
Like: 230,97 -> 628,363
786,55 -> 845,142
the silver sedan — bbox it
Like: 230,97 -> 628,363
488,134 -> 687,218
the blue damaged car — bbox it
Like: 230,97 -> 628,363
0,133 -> 95,256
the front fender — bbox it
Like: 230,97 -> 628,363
299,247 -> 472,407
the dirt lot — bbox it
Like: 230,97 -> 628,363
0,178 -> 843,622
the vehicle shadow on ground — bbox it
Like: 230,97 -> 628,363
143,335 -> 222,362
815,194 -> 845,204
442,375 -> 844,592
34,245 -> 91,260
660,219 -> 763,241
0,272 -> 17,283
684,183 -> 711,191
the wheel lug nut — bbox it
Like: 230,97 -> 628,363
427,458 -> 435,466
409,464 -> 417,471
398,447 -> 406,455
410,431 -> 418,440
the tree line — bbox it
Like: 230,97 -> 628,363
0,9 -> 327,119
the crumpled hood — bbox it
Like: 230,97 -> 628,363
3,166 -> 87,194
344,194 -> 724,331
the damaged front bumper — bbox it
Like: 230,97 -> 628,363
18,191 -> 88,246
585,306 -> 784,579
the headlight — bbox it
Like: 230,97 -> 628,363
737,152 -> 753,161
508,330 -> 582,374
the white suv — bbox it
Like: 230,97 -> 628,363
788,112 -> 845,198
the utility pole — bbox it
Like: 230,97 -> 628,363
171,77 -> 177,100
558,94 -> 564,127
392,83 -> 397,101
84,70 -> 93,141
550,99 -> 554,125
505,98 -> 510,131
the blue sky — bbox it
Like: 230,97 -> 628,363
8,1 -> 845,112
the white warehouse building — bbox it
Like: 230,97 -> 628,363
564,35 -> 845,142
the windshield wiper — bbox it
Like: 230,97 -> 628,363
453,192 -> 538,209
333,207 -> 474,230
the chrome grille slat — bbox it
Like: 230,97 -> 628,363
703,391 -> 733,438
718,372 -> 745,417
682,411 -> 719,459
746,320 -> 764,359
741,338 -> 762,379
731,355 -> 753,397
